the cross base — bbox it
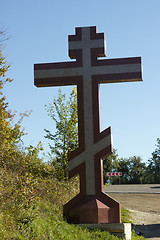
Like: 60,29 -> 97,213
77,223 -> 132,240
63,193 -> 121,224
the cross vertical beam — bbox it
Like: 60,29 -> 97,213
34,26 -> 142,223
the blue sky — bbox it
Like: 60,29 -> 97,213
1,0 -> 160,163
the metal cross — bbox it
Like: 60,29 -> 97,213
34,26 -> 142,223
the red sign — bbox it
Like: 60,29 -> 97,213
106,172 -> 122,176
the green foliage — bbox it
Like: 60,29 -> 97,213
0,145 -> 81,239
103,149 -> 119,183
131,231 -> 146,240
115,158 -> 130,184
104,152 -> 147,184
146,138 -> 160,183
121,208 -> 133,223
0,201 -> 119,239
127,156 -> 146,184
45,87 -> 78,180
0,48 -> 32,171
0,157 -> 144,239
44,85 -> 159,184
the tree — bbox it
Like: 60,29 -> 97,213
115,158 -> 130,184
115,156 -> 146,184
147,138 -> 160,183
0,31 -> 30,170
44,87 -> 78,180
127,156 -> 146,184
44,84 -> 150,184
103,149 -> 120,184
104,153 -> 147,184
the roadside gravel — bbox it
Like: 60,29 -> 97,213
108,193 -> 160,239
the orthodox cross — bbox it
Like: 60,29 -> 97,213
34,26 -> 142,223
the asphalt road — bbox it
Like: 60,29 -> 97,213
104,184 -> 160,194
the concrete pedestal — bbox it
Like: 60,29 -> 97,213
77,223 -> 131,240
64,194 -> 121,224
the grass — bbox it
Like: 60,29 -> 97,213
121,208 -> 133,223
0,193 -> 146,239
0,156 -> 147,239
0,200 -> 119,240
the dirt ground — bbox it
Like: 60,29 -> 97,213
108,193 -> 160,239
